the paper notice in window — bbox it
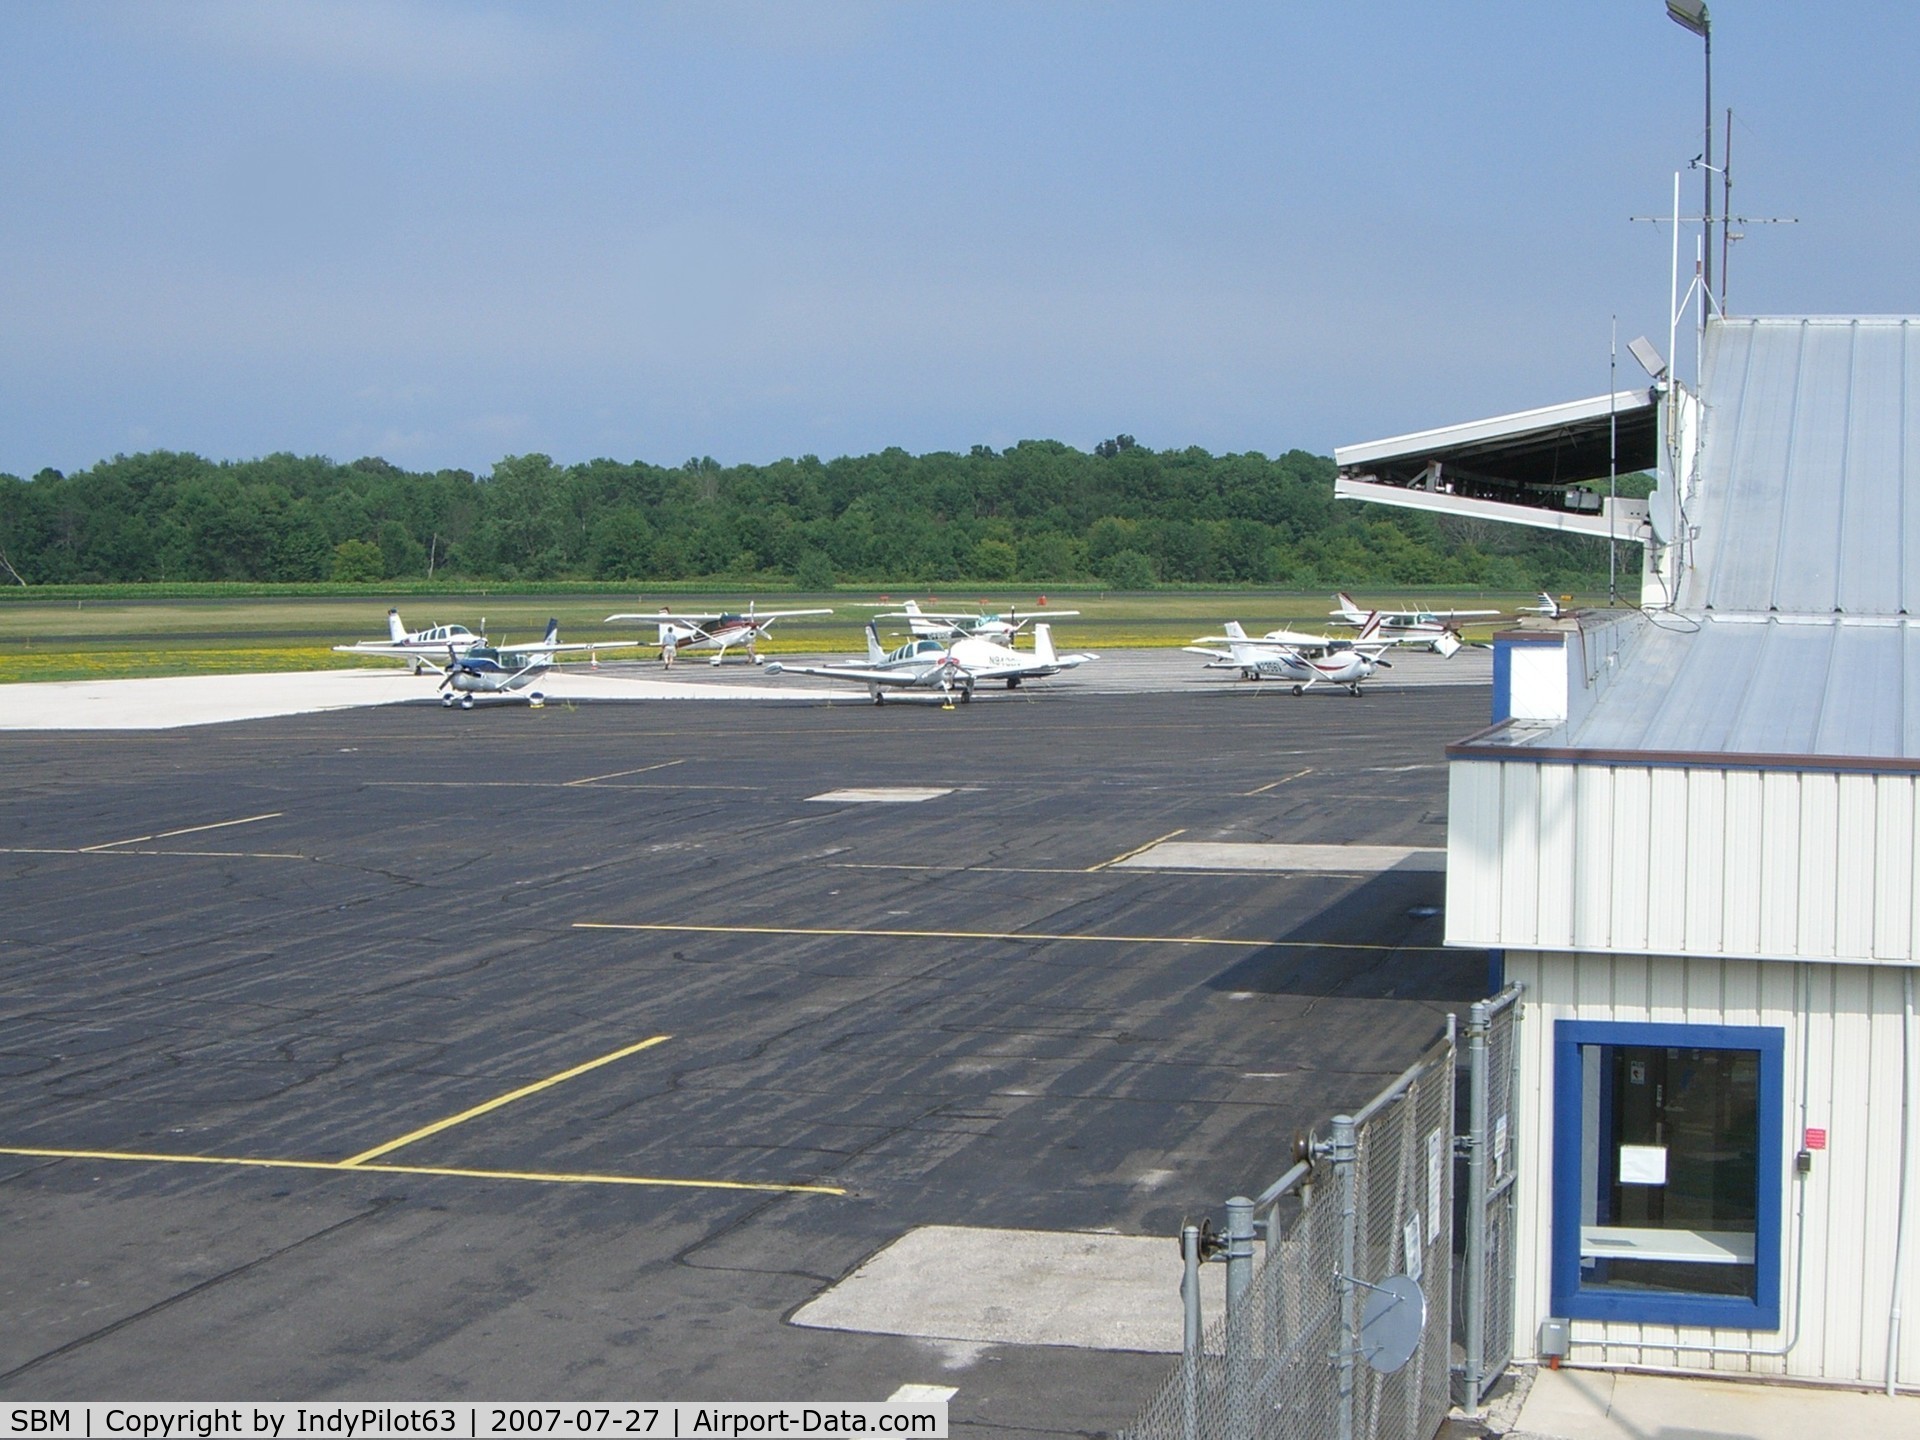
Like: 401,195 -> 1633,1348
1619,1144 -> 1668,1185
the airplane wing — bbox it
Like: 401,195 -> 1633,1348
764,658 -> 965,688
747,608 -> 835,621
1431,608 -> 1502,619
605,611 -> 724,624
332,643 -> 457,669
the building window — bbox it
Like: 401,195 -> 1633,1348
1551,1021 -> 1784,1330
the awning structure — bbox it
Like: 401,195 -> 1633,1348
1333,389 -> 1658,538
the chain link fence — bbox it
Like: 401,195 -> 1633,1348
1124,1023 -> 1457,1440
1124,983 -> 1525,1440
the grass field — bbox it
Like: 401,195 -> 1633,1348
0,586 -> 1570,683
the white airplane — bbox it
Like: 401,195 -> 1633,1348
1187,615 -> 1392,695
867,599 -> 1081,645
332,609 -> 487,674
436,620 -> 637,709
603,603 -> 833,664
1520,591 -> 1566,618
1329,593 -> 1498,657
767,622 -> 1096,704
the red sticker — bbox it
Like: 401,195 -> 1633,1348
1805,1128 -> 1827,1151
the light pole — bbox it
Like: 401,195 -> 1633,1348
1666,0 -> 1713,304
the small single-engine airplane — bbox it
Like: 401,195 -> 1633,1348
436,620 -> 636,709
767,622 -> 1097,704
866,599 -> 1082,645
1329,592 -> 1499,657
333,609 -> 487,673
603,603 -> 833,665
1520,591 -> 1565,618
1186,616 -> 1391,695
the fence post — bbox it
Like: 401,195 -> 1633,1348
1224,1196 -> 1256,1440
1182,1222 -> 1202,1440
1462,995 -> 1492,1417
1329,1113 -> 1359,1440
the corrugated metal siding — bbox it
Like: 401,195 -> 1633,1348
1692,318 -> 1919,617
1505,952 -> 1920,1384
1447,760 -> 1920,965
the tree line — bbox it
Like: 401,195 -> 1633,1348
0,439 -> 1617,590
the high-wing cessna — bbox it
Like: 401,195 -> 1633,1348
1186,616 -> 1392,695
332,609 -> 486,673
603,603 -> 833,664
436,620 -> 636,709
1520,591 -> 1565,618
1328,592 -> 1498,657
767,622 -> 1096,704
868,599 -> 1081,644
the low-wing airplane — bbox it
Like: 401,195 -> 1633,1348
766,622 -> 1097,704
1520,591 -> 1565,618
1186,616 -> 1392,695
436,620 -> 636,709
603,603 -> 834,665
332,609 -> 486,673
867,599 -> 1081,645
1329,592 -> 1501,656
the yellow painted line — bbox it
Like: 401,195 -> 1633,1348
79,811 -> 283,853
1086,828 -> 1186,872
565,759 -> 687,786
0,1146 -> 843,1196
575,921 -> 1441,953
1244,767 -> 1315,796
340,1035 -> 672,1166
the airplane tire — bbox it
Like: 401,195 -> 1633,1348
962,687 -> 973,703
442,693 -> 455,707
460,696 -> 474,710
1292,684 -> 1304,696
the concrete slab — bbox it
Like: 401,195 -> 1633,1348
790,1225 -> 1226,1354
1513,1366 -> 1920,1440
1116,841 -> 1447,872
806,788 -> 954,804
0,667 -> 815,730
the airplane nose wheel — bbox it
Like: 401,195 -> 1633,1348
1350,683 -> 1362,696
460,695 -> 474,710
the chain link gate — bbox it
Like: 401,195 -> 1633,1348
1123,1022 -> 1457,1440
1458,983 -> 1523,1417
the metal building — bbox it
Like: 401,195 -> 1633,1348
1347,316 -> 1920,1388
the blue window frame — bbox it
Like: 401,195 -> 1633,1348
1551,1020 -> 1784,1330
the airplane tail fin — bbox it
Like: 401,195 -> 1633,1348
388,609 -> 406,642
539,618 -> 559,651
1033,623 -> 1056,666
1224,621 -> 1248,640
1335,592 -> 1364,621
866,622 -> 885,663
1357,611 -> 1385,643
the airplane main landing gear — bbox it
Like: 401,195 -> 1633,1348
442,693 -> 456,707
1291,684 -> 1305,696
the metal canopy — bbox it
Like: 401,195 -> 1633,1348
1335,389 -> 1657,491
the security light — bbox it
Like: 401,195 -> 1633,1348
1666,0 -> 1709,37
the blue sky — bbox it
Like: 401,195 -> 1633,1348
1,1 -> 1912,479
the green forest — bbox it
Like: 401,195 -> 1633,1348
0,438 -> 1617,591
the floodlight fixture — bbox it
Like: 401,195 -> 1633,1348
1628,336 -> 1668,382
1665,0 -> 1709,38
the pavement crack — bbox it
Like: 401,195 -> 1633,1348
0,1197 -> 401,1386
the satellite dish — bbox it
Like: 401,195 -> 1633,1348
1358,1274 -> 1427,1374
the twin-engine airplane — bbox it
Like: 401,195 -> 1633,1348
437,620 -> 636,709
1187,615 -> 1391,695
333,609 -> 486,673
867,599 -> 1082,644
766,622 -> 1096,704
604,603 -> 833,664
1329,592 -> 1499,657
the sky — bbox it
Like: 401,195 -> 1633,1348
1,1 -> 1913,481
